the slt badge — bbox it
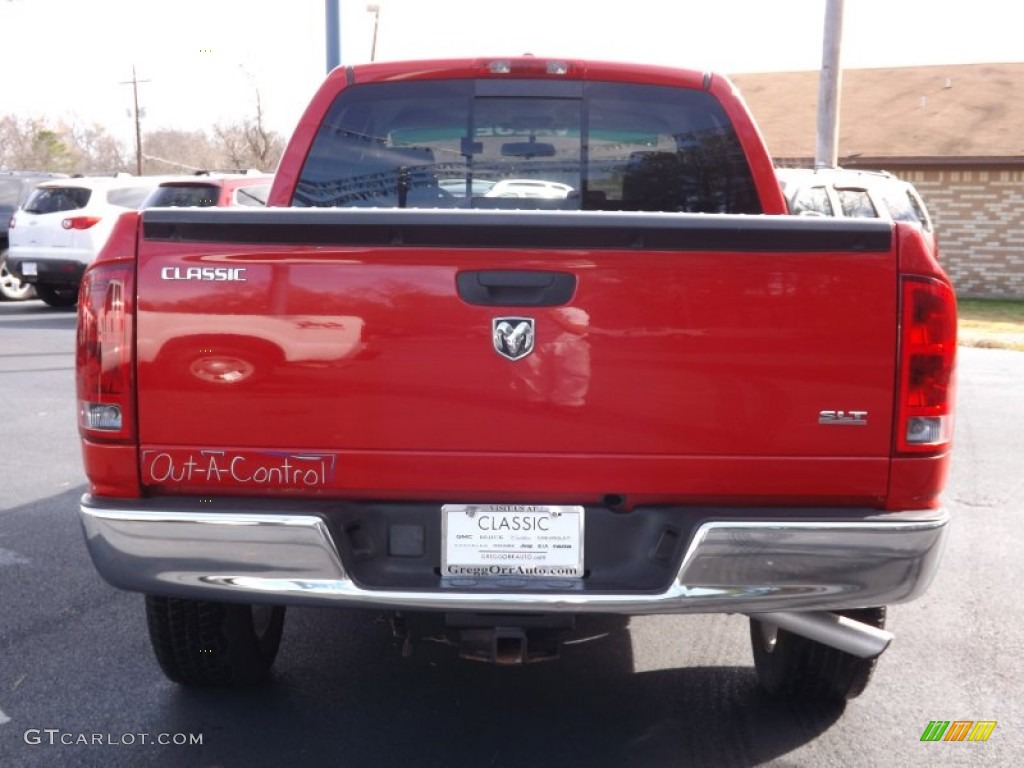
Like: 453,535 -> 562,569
493,317 -> 535,361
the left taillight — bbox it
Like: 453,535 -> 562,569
895,276 -> 957,455
77,263 -> 135,441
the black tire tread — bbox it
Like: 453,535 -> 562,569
145,596 -> 284,687
35,283 -> 78,308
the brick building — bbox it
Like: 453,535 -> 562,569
731,63 -> 1024,299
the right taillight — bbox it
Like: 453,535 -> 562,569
77,263 -> 135,442
896,276 -> 957,455
63,216 -> 102,230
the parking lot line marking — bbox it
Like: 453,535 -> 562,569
0,548 -> 30,566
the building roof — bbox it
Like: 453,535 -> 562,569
729,62 -> 1024,165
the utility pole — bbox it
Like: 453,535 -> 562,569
120,65 -> 150,175
815,0 -> 844,169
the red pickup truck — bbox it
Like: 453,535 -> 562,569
76,57 -> 956,702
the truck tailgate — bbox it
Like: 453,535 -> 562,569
135,209 -> 897,503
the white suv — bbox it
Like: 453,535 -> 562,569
776,167 -> 937,254
7,175 -> 166,307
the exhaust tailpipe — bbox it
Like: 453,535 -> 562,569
747,611 -> 893,659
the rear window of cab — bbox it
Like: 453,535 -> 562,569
294,79 -> 761,214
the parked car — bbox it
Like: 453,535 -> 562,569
484,178 -> 575,199
142,171 -> 273,209
0,171 -> 66,301
6,175 -> 169,307
776,167 -> 936,250
437,178 -> 496,197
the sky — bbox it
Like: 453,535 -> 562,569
1,0 -> 1020,147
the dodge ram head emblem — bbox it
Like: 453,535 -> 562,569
493,317 -> 535,360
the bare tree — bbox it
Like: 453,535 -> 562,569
65,120 -> 130,174
142,129 -> 222,174
0,115 -> 31,168
213,88 -> 285,171
2,94 -> 284,177
1,115 -> 130,174
0,116 -> 74,171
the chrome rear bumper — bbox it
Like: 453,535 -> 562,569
80,494 -> 948,614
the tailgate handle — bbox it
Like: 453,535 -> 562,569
456,270 -> 576,307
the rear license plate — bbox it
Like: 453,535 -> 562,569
22,262 -> 37,276
442,504 -> 584,579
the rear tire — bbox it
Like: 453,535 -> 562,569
145,596 -> 285,686
35,283 -> 78,308
749,607 -> 886,702
0,254 -> 35,301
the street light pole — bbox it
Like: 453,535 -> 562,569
325,0 -> 340,73
367,4 -> 380,61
